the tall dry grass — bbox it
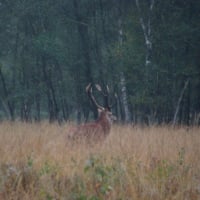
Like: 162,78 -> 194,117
0,122 -> 200,199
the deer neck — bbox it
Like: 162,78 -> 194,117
97,112 -> 111,134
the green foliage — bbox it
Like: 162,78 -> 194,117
84,156 -> 114,196
27,154 -> 34,168
39,160 -> 60,176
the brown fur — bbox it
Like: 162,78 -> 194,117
71,109 -> 115,142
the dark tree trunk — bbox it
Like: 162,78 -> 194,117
0,68 -> 15,120
41,56 -> 59,122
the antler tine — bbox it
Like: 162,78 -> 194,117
105,85 -> 112,110
86,83 -> 104,110
108,92 -> 118,109
95,84 -> 109,96
95,83 -> 112,111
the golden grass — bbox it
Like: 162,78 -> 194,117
0,122 -> 200,200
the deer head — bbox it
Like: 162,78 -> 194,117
72,83 -> 116,142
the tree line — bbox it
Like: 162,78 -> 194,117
0,0 -> 199,125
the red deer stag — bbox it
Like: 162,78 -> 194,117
71,83 -> 116,142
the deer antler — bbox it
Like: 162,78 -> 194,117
95,84 -> 112,111
86,83 -> 104,110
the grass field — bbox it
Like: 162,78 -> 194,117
0,122 -> 200,200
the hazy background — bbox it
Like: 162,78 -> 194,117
0,0 -> 199,125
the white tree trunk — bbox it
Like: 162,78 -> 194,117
135,0 -> 154,69
120,72 -> 131,122
173,79 -> 189,126
118,17 -> 131,122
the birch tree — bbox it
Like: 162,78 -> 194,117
135,0 -> 154,77
118,2 -> 131,123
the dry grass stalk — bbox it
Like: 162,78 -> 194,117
0,122 -> 199,200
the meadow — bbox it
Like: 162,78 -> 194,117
0,122 -> 200,200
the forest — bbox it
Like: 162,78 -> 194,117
0,0 -> 200,125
